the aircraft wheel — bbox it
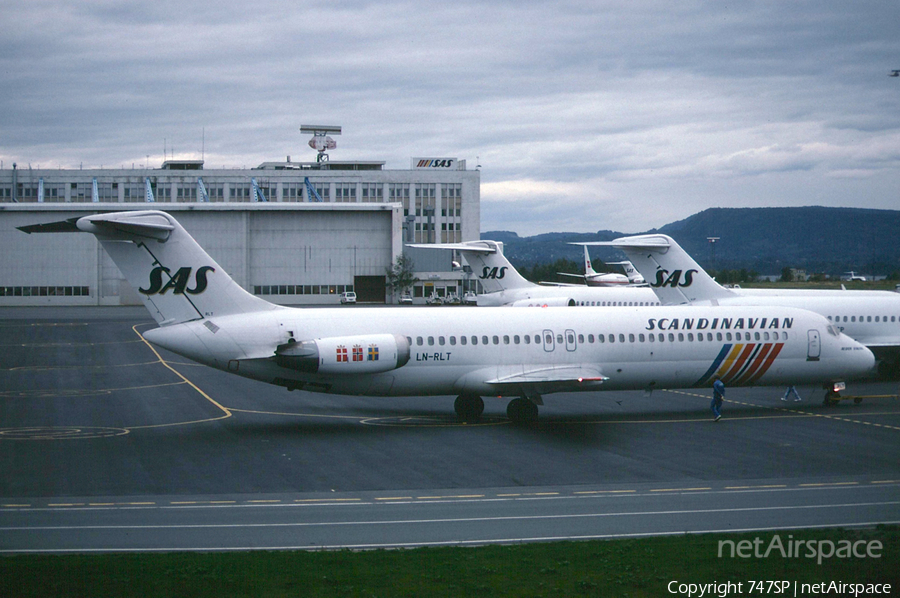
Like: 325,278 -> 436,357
454,394 -> 484,423
506,398 -> 524,422
853,397 -> 863,405
506,398 -> 539,425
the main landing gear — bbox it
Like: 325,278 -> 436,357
453,394 -> 540,425
506,397 -> 539,425
454,393 -> 484,423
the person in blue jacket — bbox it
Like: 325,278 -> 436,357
711,376 -> 725,422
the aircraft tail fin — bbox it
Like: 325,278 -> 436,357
582,245 -> 598,277
19,210 -> 276,325
407,241 -> 533,293
587,234 -> 736,305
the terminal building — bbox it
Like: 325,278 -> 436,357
0,145 -> 481,306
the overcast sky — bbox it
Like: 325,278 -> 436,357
2,1 -> 898,235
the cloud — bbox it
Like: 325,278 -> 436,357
2,1 -> 899,234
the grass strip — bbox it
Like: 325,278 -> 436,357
1,526 -> 897,597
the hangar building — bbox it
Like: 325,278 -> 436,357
0,156 -> 480,306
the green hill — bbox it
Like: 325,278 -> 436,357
483,206 -> 900,277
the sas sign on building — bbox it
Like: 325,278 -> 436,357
412,157 -> 458,169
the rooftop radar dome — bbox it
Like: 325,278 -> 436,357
300,125 -> 341,162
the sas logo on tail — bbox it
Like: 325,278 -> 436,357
140,266 -> 215,296
480,266 -> 508,280
652,269 -> 697,288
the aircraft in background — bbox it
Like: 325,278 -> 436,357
842,271 -> 867,282
410,241 -> 660,307
555,245 -> 645,287
19,212 -> 875,422
587,234 -> 900,386
611,260 -> 646,285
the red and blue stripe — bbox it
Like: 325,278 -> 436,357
694,343 -> 784,387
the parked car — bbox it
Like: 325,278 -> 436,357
398,292 -> 413,305
426,293 -> 443,305
463,291 -> 477,305
444,293 -> 461,305
339,291 -> 357,304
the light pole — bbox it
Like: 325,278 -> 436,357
707,237 -> 719,268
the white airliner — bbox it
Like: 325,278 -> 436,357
411,241 -> 660,307
557,246 -> 645,287
609,260 -> 645,286
583,234 -> 900,387
20,211 -> 874,422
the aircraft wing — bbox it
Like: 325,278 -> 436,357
542,273 -> 591,287
486,365 -> 609,393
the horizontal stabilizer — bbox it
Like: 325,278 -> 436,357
578,237 -> 672,251
18,213 -> 176,241
407,242 -> 497,254
17,218 -> 81,234
76,212 -> 175,241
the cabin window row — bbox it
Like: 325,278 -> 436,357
576,300 -> 660,306
829,315 -> 898,323
407,330 -> 789,347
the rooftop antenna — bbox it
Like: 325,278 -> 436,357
300,124 -> 341,163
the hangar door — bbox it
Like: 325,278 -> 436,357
354,276 -> 386,303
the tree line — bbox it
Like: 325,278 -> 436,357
513,259 -> 763,285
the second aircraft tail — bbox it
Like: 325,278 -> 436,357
408,240 -> 534,293
588,234 -> 736,305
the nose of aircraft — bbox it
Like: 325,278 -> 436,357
844,335 -> 876,378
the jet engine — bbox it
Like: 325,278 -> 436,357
275,333 -> 410,374
509,297 -> 576,307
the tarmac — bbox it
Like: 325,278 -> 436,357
1,307 -> 899,552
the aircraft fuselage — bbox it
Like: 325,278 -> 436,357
144,304 -> 874,398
